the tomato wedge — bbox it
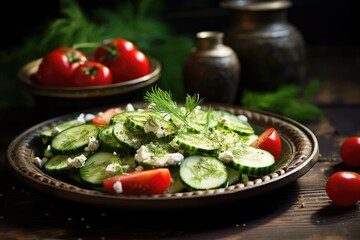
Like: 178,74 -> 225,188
92,107 -> 122,126
102,168 -> 172,195
250,127 -> 282,161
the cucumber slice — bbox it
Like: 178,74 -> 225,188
180,155 -> 228,190
40,119 -> 80,143
166,166 -> 185,193
51,124 -> 99,155
126,114 -> 177,138
215,111 -> 254,136
228,146 -> 276,177
171,132 -> 221,155
99,125 -> 131,155
110,110 -> 159,124
44,154 -> 77,175
79,152 -> 122,187
112,122 -> 149,150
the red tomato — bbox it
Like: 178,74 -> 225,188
72,61 -> 112,87
250,127 -> 282,161
37,47 -> 87,87
102,168 -> 172,195
92,107 -> 123,126
325,171 -> 360,206
94,38 -> 151,83
340,136 -> 360,167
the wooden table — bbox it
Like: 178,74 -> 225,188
0,45 -> 359,239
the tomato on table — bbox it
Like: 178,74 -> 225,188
250,127 -> 282,161
340,136 -> 360,167
71,61 -> 112,87
102,168 -> 172,195
94,38 -> 151,83
92,107 -> 123,126
36,47 -> 87,87
326,171 -> 360,206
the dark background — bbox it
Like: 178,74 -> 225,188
0,0 -> 358,111
1,0 -> 359,50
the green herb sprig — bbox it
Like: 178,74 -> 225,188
144,86 -> 203,128
241,79 -> 323,124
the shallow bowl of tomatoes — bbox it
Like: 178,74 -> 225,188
18,56 -> 161,114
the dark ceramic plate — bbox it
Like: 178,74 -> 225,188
18,57 -> 161,98
6,103 -> 319,210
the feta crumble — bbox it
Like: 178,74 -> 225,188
67,154 -> 87,168
105,163 -> 119,174
84,136 -> 99,152
113,181 -> 123,193
126,103 -> 135,111
34,157 -> 48,168
218,150 -> 234,163
144,120 -> 166,138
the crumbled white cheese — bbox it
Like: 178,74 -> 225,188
43,145 -> 52,158
169,137 -> 179,149
220,116 -> 231,125
76,113 -> 95,124
135,145 -> 154,162
105,163 -> 119,174
135,145 -> 184,167
67,154 -> 87,168
144,121 -> 166,138
84,136 -> 99,152
218,150 -> 234,163
113,181 -> 123,193
126,103 -> 135,111
164,153 -> 184,165
34,157 -> 48,168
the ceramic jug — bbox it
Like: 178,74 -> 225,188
220,0 -> 306,94
183,31 -> 241,104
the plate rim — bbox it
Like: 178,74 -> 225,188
6,103 -> 319,210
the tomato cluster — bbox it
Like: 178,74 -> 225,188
36,38 -> 151,87
326,136 -> 360,206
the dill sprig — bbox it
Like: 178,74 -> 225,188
144,86 -> 203,127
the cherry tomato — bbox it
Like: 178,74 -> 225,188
94,38 -> 151,83
92,107 -> 123,126
340,136 -> 360,167
250,127 -> 282,161
36,47 -> 87,87
325,171 -> 360,206
102,168 -> 172,195
71,61 -> 112,87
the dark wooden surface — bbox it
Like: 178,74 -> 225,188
0,45 -> 359,239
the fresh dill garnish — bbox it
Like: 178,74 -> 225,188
192,157 -> 223,182
144,86 -> 203,128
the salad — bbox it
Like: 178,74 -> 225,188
33,87 -> 282,195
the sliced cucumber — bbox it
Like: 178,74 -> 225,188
215,111 -> 254,136
79,151 -> 122,187
110,110 -> 159,124
51,124 -> 99,155
40,119 -> 80,143
44,154 -> 77,175
171,132 -> 221,155
126,114 -> 177,138
228,146 -> 276,177
166,166 -> 185,193
180,155 -> 228,190
99,125 -> 130,155
112,122 -> 150,150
